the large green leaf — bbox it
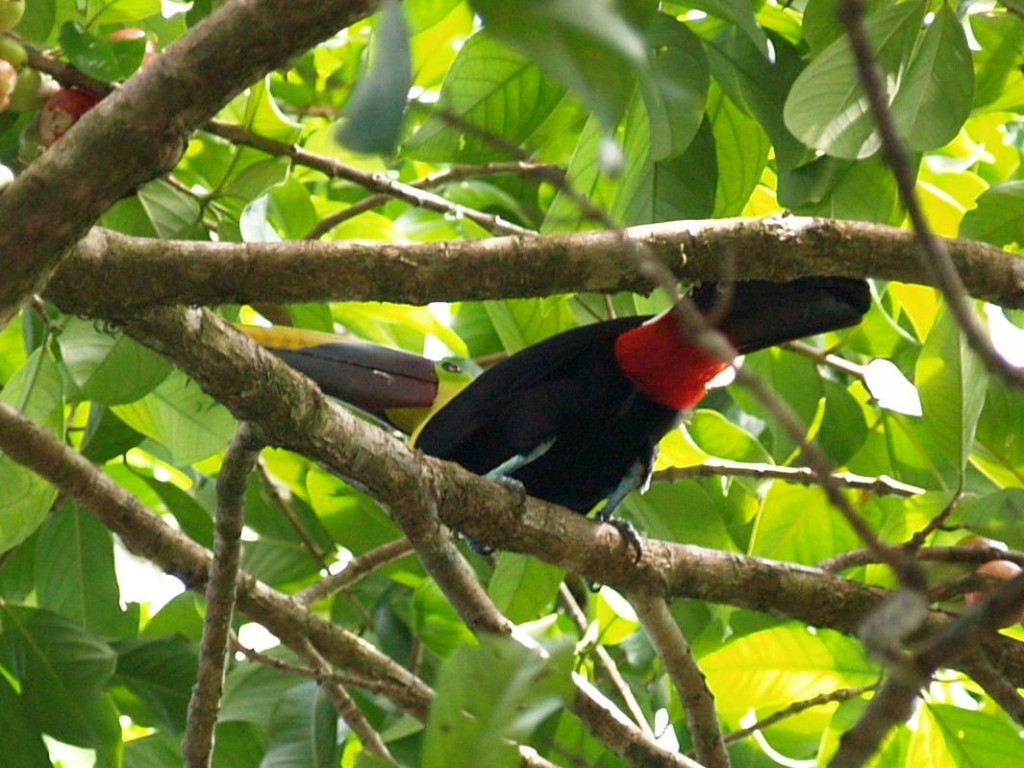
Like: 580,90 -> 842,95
910,702 -> 1024,767
640,14 -> 709,162
488,553 -> 564,623
469,0 -> 649,131
0,606 -> 121,754
972,374 -> 1024,488
915,307 -> 989,477
59,21 -> 148,81
110,635 -> 198,734
750,481 -> 866,564
112,369 -> 237,465
35,503 -> 137,638
700,625 -> 878,721
0,348 -> 63,552
404,32 -> 568,163
784,1 -> 973,159
960,181 -> 1024,247
423,635 -> 573,768
262,681 -> 339,768
58,318 -> 171,405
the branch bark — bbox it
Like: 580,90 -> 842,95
44,217 -> 1024,317
0,0 -> 375,326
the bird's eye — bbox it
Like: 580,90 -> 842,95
442,360 -> 462,374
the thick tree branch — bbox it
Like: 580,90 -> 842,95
0,0 -> 375,326
45,217 -> 1024,316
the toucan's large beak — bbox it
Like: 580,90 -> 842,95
237,325 -> 440,413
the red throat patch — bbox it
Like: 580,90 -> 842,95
613,311 -> 732,411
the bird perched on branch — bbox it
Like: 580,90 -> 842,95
239,277 -> 870,557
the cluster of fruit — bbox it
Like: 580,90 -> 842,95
0,0 -> 155,182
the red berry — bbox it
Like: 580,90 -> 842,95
38,88 -> 101,147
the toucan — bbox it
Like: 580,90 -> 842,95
239,277 -> 870,553
237,324 -> 479,439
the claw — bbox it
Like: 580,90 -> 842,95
604,516 -> 644,563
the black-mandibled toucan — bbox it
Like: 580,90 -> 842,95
236,323 -> 479,438
239,276 -> 870,553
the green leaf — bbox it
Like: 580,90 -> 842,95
972,375 -> 1024,488
781,153 -> 902,223
950,489 -> 1024,551
59,21 -> 146,81
111,635 -> 198,734
469,0 -> 649,131
0,348 -> 63,552
627,480 -> 739,551
700,625 -> 877,721
784,1 -> 973,159
89,0 -> 161,25
488,553 -> 563,623
423,635 -> 573,768
220,662 -> 307,726
706,28 -> 810,172
58,317 -> 172,405
413,579 -> 476,657
707,85 -> 769,218
641,15 -> 709,161
749,483 -> 861,564
263,681 -> 339,768
691,0 -> 768,57
912,702 -> 1024,767
137,179 -> 204,239
35,503 -> 137,638
611,106 -> 717,225
484,296 -> 576,354
729,348 -> 824,462
112,369 -> 237,465
338,0 -> 411,155
16,0 -> 56,43
960,180 -> 1024,248
404,32 -> 567,163
891,2 -> 974,152
686,408 -> 772,464
0,674 -> 51,767
541,113 -> 617,233
243,77 -> 302,143
915,307 -> 989,476
0,606 -> 121,752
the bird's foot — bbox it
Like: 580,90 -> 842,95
596,512 -> 643,563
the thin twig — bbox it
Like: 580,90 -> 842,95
205,120 -> 534,237
306,161 -> 561,239
293,637 -> 398,765
183,424 -> 263,767
654,459 -> 923,497
296,538 -> 414,605
557,583 -> 654,738
721,685 -> 875,748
